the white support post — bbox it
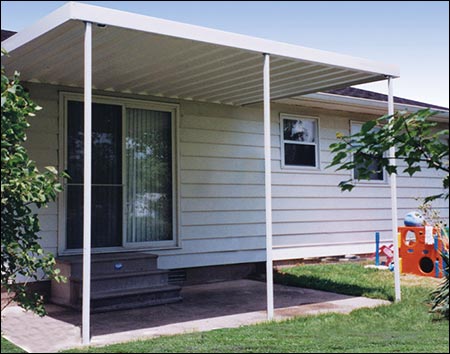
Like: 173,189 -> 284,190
82,21 -> 92,345
263,53 -> 274,320
388,76 -> 401,302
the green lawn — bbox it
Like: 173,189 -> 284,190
1,337 -> 26,353
58,262 -> 448,353
275,262 -> 397,301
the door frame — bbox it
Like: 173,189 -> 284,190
58,92 -> 181,255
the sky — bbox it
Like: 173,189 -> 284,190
1,1 -> 449,107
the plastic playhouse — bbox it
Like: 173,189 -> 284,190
372,211 -> 448,278
398,226 -> 446,278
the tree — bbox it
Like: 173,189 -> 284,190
328,109 -> 448,202
327,108 -> 449,319
1,50 -> 65,316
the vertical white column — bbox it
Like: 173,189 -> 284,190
82,21 -> 92,345
263,53 -> 274,320
388,76 -> 401,302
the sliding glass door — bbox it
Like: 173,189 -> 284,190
65,98 -> 174,250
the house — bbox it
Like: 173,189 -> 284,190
2,2 -> 448,343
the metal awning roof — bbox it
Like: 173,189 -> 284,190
1,2 -> 400,106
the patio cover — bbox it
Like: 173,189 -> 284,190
1,2 -> 399,105
1,1 -> 401,345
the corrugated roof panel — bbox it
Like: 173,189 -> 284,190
233,72 -> 382,106
152,54 -> 262,96
205,66 -> 352,104
131,52 -> 256,95
4,21 -> 83,84
193,63 -> 326,102
115,46 -> 231,93
179,59 -> 307,100
93,27 -> 224,91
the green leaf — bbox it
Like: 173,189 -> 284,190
45,166 -> 58,174
328,110 -> 448,202
361,120 -> 377,134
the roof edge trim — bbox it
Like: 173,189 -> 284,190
279,93 -> 449,122
317,92 -> 449,113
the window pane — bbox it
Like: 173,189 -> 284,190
66,100 -> 123,249
354,153 -> 384,180
351,122 -> 384,181
284,143 -> 316,167
67,101 -> 84,183
126,108 -> 173,243
67,101 -> 122,184
66,185 -> 122,249
283,118 -> 316,142
92,103 -> 122,184
66,185 -> 83,249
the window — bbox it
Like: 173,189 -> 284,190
350,121 -> 385,181
281,115 -> 319,168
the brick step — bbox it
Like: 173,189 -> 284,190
57,252 -> 159,277
71,270 -> 170,293
83,285 -> 182,312
51,252 -> 182,311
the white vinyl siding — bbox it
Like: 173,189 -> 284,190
24,82 -> 448,270
271,112 -> 447,260
22,85 -> 60,258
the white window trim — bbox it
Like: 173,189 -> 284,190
350,120 -> 387,185
280,113 -> 320,170
58,92 -> 181,256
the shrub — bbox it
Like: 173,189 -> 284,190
1,49 -> 65,316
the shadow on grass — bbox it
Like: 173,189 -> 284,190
274,270 -> 394,302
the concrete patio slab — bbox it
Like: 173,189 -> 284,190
1,279 -> 390,353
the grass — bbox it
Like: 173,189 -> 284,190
1,337 -> 26,353
275,262 -> 403,301
59,262 -> 448,353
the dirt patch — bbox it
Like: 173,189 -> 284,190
400,273 -> 443,287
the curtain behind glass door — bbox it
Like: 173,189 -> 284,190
125,108 -> 173,243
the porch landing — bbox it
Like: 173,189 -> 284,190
1,279 -> 389,353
